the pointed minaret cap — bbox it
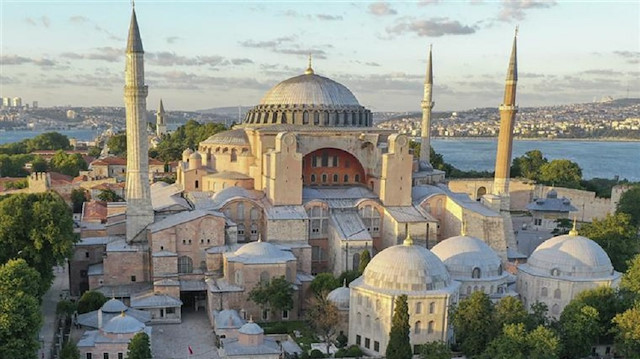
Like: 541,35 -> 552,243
425,44 -> 433,84
127,8 -> 144,53
568,216 -> 579,236
158,99 -> 165,114
506,26 -> 518,81
304,54 -> 314,75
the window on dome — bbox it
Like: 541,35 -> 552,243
324,113 -> 330,125
272,112 -> 278,123
551,268 -> 560,276
472,267 -> 481,279
282,112 -> 288,124
352,113 -> 357,126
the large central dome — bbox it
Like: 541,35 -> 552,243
243,64 -> 372,127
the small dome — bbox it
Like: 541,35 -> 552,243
239,321 -> 264,335
182,148 -> 194,157
527,233 -> 614,278
363,243 -> 451,292
189,151 -> 202,160
102,313 -> 145,334
327,285 -> 350,310
202,129 -> 249,146
431,235 -> 503,279
228,240 -> 296,264
101,298 -> 128,313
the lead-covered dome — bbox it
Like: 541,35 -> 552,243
102,313 -> 145,334
243,64 -> 371,127
226,239 -> 296,264
526,233 -> 615,278
362,239 -> 451,293
327,283 -> 350,310
431,235 -> 503,279
101,298 -> 128,313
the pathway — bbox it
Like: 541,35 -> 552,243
39,264 -> 69,359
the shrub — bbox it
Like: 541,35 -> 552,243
309,349 -> 325,358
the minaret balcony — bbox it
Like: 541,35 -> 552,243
499,104 -> 518,112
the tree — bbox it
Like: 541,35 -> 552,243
386,294 -> 411,359
358,249 -> 371,274
526,302 -> 549,331
580,212 -> 639,272
337,270 -> 360,287
70,188 -> 88,213
573,286 -> 631,343
59,340 -> 80,359
26,132 -> 71,152
621,253 -> 640,294
0,192 -> 76,296
127,332 -> 152,359
97,188 -> 123,202
617,185 -> 640,226
0,259 -> 43,359
481,323 -> 527,359
0,153 -> 31,177
88,146 -> 102,158
451,291 -> 496,356
77,290 -> 108,314
107,133 -> 127,157
310,273 -> 340,298
248,276 -> 294,316
493,296 -> 528,332
559,301 -> 600,359
526,325 -> 561,359
613,303 -> 640,358
49,150 -> 88,177
418,341 -> 451,359
538,159 -> 583,189
511,150 -> 547,180
152,120 -> 227,162
306,296 -> 340,355
31,155 -> 48,172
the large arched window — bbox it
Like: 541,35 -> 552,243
178,256 -> 193,274
427,321 -> 435,334
230,148 -> 237,162
472,267 -> 481,279
429,302 -> 435,314
352,253 -> 360,271
551,304 -> 560,316
303,111 -> 309,125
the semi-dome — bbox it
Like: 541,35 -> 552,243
243,63 -> 372,128
102,313 -> 145,334
201,128 -> 250,146
327,283 -> 350,310
431,235 -> 503,279
526,232 -> 614,278
363,238 -> 451,293
101,298 -> 128,313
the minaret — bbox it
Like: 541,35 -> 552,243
492,28 -> 518,205
419,44 -> 434,166
156,99 -> 167,137
124,7 -> 153,242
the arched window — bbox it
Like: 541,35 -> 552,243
415,302 -> 422,314
357,312 -> 362,326
344,174 -> 349,182
260,271 -> 270,284
272,112 -> 278,123
282,112 -> 288,124
250,207 -> 260,220
554,288 -> 561,299
250,223 -> 258,239
365,315 -> 371,329
427,321 -> 435,334
237,224 -> 245,236
551,304 -> 560,316
237,202 -> 244,220
333,174 -> 338,183
314,112 -> 320,125
322,174 -> 327,183
551,268 -> 560,276
414,321 -> 421,334
230,149 -> 237,162
311,174 -> 316,183
324,113 -> 330,125
354,174 -> 360,182
195,180 -> 199,189
472,267 -> 481,279
178,256 -> 193,274
541,287 -> 548,297
429,302 -> 435,314
498,264 -> 503,275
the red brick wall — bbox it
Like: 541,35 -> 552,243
302,148 -> 365,186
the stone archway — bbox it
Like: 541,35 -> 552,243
476,186 -> 487,200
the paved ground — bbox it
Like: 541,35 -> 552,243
152,309 -> 220,359
512,215 -> 554,257
39,264 -> 69,359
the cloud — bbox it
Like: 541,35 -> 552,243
369,2 -> 397,16
1,55 -> 57,67
239,36 -> 296,49
418,0 -> 439,5
239,36 -> 328,59
61,47 -> 123,63
0,75 -> 20,85
581,69 -> 623,76
387,17 -> 476,37
614,51 -> 640,64
146,52 -> 226,67
316,14 -> 343,21
68,15 -> 123,42
69,15 -> 89,24
354,60 -> 381,67
24,17 -> 37,26
24,16 -> 50,27
146,70 -> 271,91
498,0 -> 557,22
231,58 -> 254,65
41,16 -> 51,28
166,36 -> 181,44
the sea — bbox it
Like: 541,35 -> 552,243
1,130 -> 638,181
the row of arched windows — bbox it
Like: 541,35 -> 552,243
306,173 -> 360,183
245,109 -> 371,127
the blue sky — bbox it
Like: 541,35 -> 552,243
1,0 -> 638,111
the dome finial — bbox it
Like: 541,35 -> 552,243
257,233 -> 262,242
343,278 -> 347,287
403,231 -> 414,246
569,216 -> 578,236
120,311 -> 125,317
305,54 -> 314,75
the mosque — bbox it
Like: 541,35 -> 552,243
70,7 -> 621,358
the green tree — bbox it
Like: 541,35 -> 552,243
418,341 -> 451,359
613,303 -> 640,358
526,301 -> 549,330
358,249 -> 371,274
559,301 -> 600,359
481,323 -> 527,359
573,286 -> 631,343
337,270 -> 360,287
493,296 -> 528,332
526,325 -> 561,359
88,146 -> 102,158
248,276 -> 294,315
0,153 -> 31,177
126,332 -> 152,359
97,188 -> 123,202
580,212 -> 639,272
26,132 -> 70,152
49,150 -> 88,177
511,149 -> 547,180
59,340 -> 80,359
107,133 -> 127,157
617,185 -> 640,226
538,159 -> 583,189
152,120 -> 227,162
310,273 -> 340,298
4,179 -> 28,190
31,155 -> 48,172
76,290 -> 108,314
386,294 -> 412,359
0,259 -> 43,359
306,296 -> 340,355
621,253 -> 640,294
452,291 -> 496,356
0,192 -> 76,296
70,188 -> 88,213
56,300 -> 77,318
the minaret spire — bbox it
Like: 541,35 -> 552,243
124,6 -> 153,242
492,27 -> 519,203
419,44 -> 435,167
156,99 -> 167,137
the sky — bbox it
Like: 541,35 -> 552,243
1,0 -> 639,112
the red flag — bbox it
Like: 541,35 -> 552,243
188,345 -> 193,355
